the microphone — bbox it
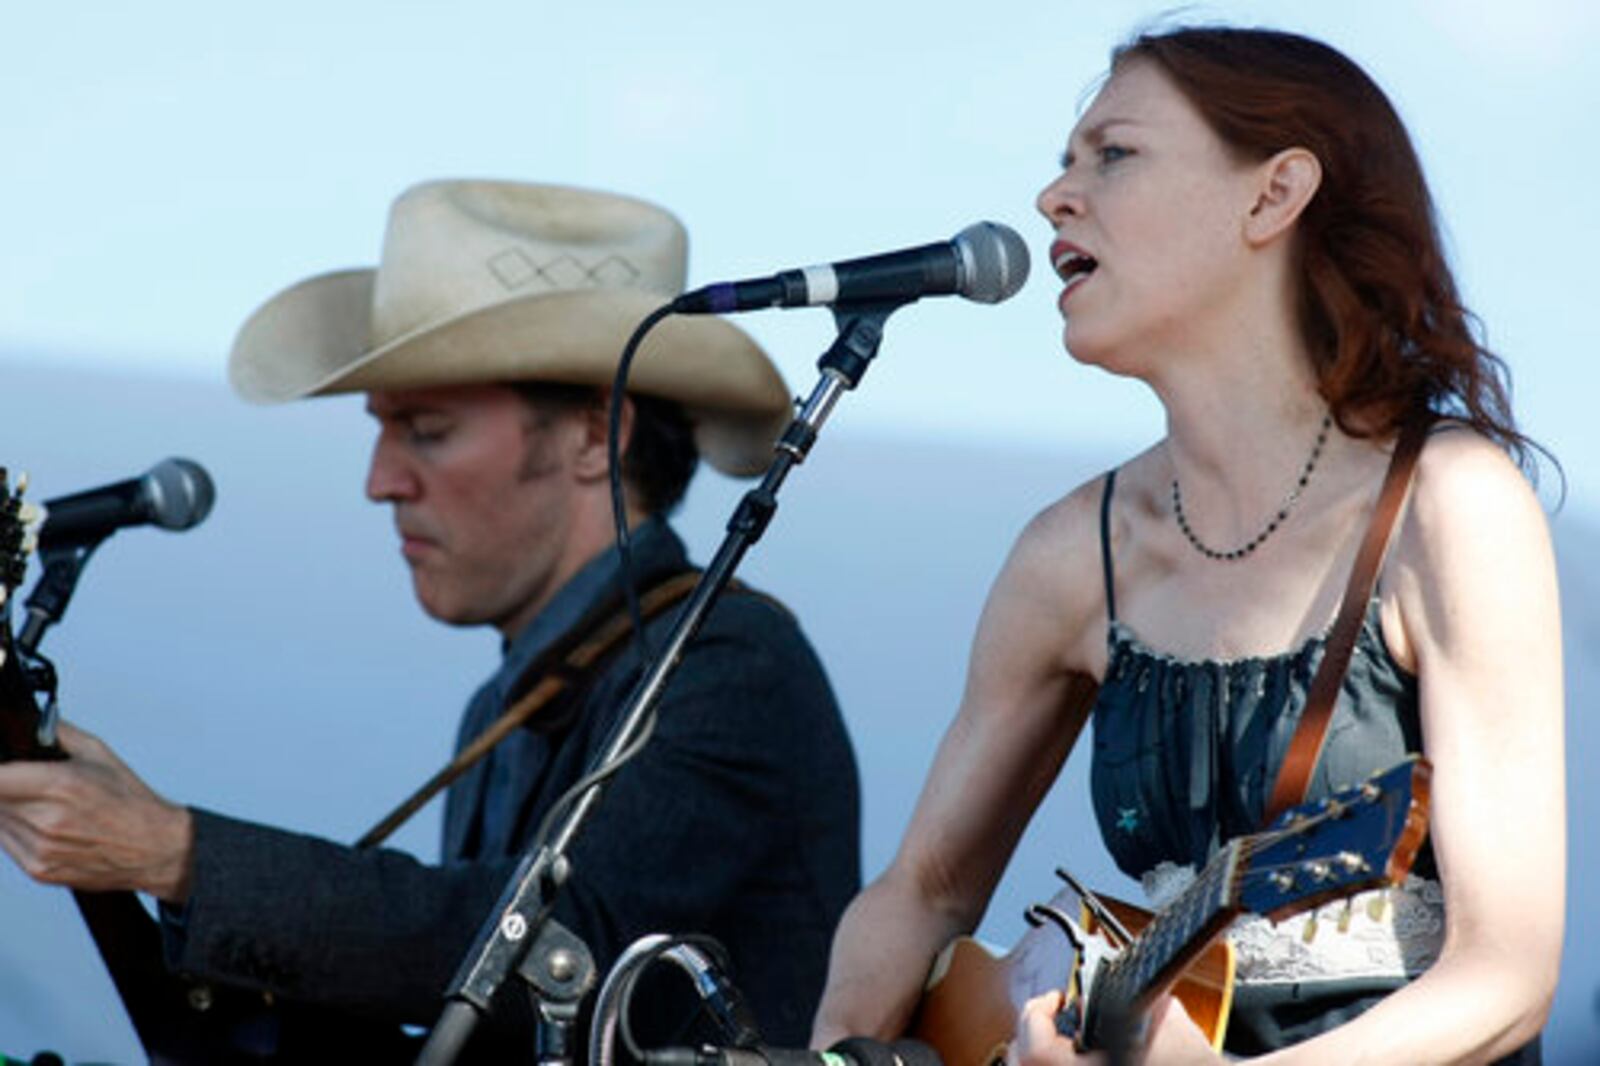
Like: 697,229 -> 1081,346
646,1037 -> 942,1066
673,222 -> 1030,314
38,458 -> 215,551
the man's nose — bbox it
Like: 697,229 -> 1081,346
365,434 -> 418,502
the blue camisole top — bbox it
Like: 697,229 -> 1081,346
1086,469 -> 1426,881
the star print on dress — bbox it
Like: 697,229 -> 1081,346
1116,807 -> 1140,833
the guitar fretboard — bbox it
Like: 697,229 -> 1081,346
1089,839 -> 1242,1029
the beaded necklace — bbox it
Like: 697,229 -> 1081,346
1170,411 -> 1333,562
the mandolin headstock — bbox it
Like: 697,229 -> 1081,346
0,466 -> 35,595
0,467 -> 58,762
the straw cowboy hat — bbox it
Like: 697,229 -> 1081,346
228,180 -> 791,475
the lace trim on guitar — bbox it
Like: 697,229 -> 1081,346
1140,860 -> 1444,986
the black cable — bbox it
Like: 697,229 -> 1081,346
607,303 -> 677,667
518,302 -> 677,863
616,934 -> 737,1062
526,708 -> 658,857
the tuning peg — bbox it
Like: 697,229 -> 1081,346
1367,890 -> 1390,923
1301,913 -> 1319,943
1337,851 -> 1370,875
1337,898 -> 1355,934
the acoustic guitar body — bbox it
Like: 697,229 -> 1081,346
910,886 -> 1235,1066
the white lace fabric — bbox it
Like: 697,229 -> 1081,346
1140,860 -> 1445,986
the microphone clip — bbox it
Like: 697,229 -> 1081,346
18,542 -> 100,658
819,302 -> 898,391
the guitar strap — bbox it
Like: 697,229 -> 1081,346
1263,415 -> 1433,825
356,567 -> 706,849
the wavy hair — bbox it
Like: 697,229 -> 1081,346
1114,26 -> 1544,476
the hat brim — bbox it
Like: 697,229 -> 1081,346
229,269 -> 790,476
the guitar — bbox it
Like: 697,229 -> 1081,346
911,757 -> 1432,1063
0,470 -> 419,1063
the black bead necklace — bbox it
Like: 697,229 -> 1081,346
1170,411 -> 1333,562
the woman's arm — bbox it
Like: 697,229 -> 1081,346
1253,430 -> 1565,1064
812,484 -> 1109,1046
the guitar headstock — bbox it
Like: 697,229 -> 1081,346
1235,756 -> 1432,922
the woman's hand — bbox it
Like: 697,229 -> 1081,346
1008,990 -> 1220,1066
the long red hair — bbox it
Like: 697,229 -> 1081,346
1115,27 -> 1541,473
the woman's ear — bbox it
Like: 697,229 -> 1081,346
1244,147 -> 1322,246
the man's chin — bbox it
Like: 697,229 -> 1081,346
410,579 -> 484,629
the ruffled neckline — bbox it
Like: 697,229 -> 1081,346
1101,597 -> 1414,682
1105,610 -> 1345,673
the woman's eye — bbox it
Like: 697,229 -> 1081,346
1099,144 -> 1132,165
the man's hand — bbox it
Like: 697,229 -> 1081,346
0,721 -> 194,902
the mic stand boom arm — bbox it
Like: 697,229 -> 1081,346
416,302 -> 901,1065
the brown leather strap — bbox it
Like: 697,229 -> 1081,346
1263,417 -> 1432,824
355,569 -> 703,848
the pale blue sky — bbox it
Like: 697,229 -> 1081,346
3,0 -> 1596,511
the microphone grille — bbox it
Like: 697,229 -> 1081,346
144,458 -> 216,531
953,221 -> 1031,304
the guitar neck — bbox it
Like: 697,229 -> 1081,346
1085,842 -> 1242,1045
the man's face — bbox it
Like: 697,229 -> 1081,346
364,383 -> 593,639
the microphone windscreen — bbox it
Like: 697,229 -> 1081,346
954,222 -> 1030,304
145,458 -> 216,531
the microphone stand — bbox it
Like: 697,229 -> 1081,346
19,540 -> 102,658
417,301 -> 904,1065
9,540 -> 103,750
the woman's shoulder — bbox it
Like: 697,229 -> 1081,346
1018,441 -> 1167,551
1387,422 -> 1554,634
988,443 -> 1166,671
1405,421 -> 1544,543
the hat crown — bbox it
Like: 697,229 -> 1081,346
370,181 -> 689,349
227,179 -> 790,475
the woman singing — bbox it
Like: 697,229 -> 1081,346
812,25 -> 1562,1064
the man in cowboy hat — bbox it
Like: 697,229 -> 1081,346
0,180 -> 861,1060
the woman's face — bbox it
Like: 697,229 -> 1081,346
1036,59 -> 1263,376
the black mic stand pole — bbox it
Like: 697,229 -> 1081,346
417,301 -> 903,1066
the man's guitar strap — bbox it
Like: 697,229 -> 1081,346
357,567 -> 707,849
1263,415 -> 1433,824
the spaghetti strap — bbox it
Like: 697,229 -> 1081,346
1099,469 -> 1118,622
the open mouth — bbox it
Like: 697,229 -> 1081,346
1052,245 -> 1099,295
